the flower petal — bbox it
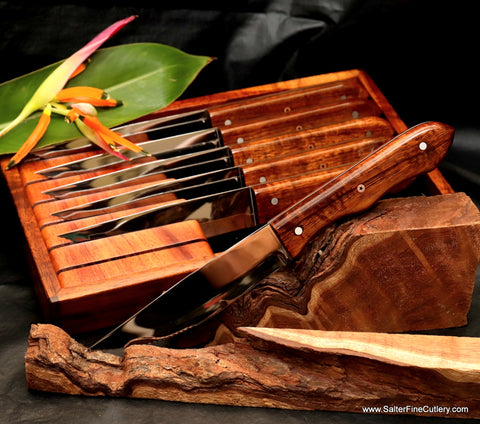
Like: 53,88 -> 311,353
6,104 -> 52,169
56,86 -> 107,101
32,16 -> 137,109
68,61 -> 88,80
82,115 -> 149,155
75,118 -> 128,160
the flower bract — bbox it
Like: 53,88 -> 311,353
0,15 -> 148,169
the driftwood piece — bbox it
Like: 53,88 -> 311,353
25,323 -> 479,418
170,192 -> 480,347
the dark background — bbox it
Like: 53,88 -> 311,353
0,1 -> 479,423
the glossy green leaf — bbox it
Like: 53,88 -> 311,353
0,43 -> 212,154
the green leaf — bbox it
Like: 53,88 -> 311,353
0,43 -> 212,154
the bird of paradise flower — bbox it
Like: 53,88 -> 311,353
0,15 -> 150,169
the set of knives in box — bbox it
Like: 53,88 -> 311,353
0,69 -> 454,336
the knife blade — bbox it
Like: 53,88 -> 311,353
38,134 -> 388,231
41,165 -> 352,252
32,78 -> 369,159
51,136 -> 386,222
36,128 -> 224,178
41,116 -> 392,199
86,120 -> 453,349
36,96 -> 381,178
57,164 -> 354,244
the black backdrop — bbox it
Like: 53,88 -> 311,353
0,1 -> 479,423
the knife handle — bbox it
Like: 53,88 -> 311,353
219,99 -> 381,145
208,78 -> 368,127
269,122 -> 454,258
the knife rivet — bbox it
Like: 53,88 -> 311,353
296,125 -> 303,131
284,106 -> 291,113
271,197 -> 279,205
224,119 -> 232,126
419,142 -> 428,151
259,176 -> 267,183
246,158 -> 253,164
366,130 -> 372,137
294,226 -> 303,236
357,184 -> 366,192
237,137 -> 245,144
352,110 -> 359,119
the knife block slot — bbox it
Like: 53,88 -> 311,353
1,69 -> 459,333
50,221 -> 215,287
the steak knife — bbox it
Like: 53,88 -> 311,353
52,136 -> 385,222
41,116 -> 392,198
86,121 -> 454,348
37,97 -> 381,178
57,163 -> 352,243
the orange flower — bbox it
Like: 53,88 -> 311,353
1,16 -> 142,169
6,105 -> 52,169
81,115 -> 150,155
74,116 -> 129,161
55,86 -> 122,107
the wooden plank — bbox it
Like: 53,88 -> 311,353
25,323 -> 479,418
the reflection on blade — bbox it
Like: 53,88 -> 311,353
37,128 -> 222,178
53,167 -> 244,220
59,187 -> 258,242
33,110 -> 212,158
43,148 -> 234,198
55,177 -> 245,221
90,225 -> 289,348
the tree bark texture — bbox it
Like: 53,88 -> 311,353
25,323 -> 479,419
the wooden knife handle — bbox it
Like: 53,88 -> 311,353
218,99 -> 381,145
208,78 -> 368,127
269,121 -> 454,258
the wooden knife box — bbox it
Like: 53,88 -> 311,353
1,69 -> 478,336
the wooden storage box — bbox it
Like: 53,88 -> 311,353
1,69 -> 477,336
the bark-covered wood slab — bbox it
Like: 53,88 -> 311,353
25,323 -> 479,419
168,192 -> 480,347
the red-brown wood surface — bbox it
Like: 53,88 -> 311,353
230,116 -> 394,164
208,77 -> 369,126
171,193 -> 480,348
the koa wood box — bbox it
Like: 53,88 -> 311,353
1,69 -> 479,338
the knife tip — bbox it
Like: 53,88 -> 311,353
58,231 -> 90,243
